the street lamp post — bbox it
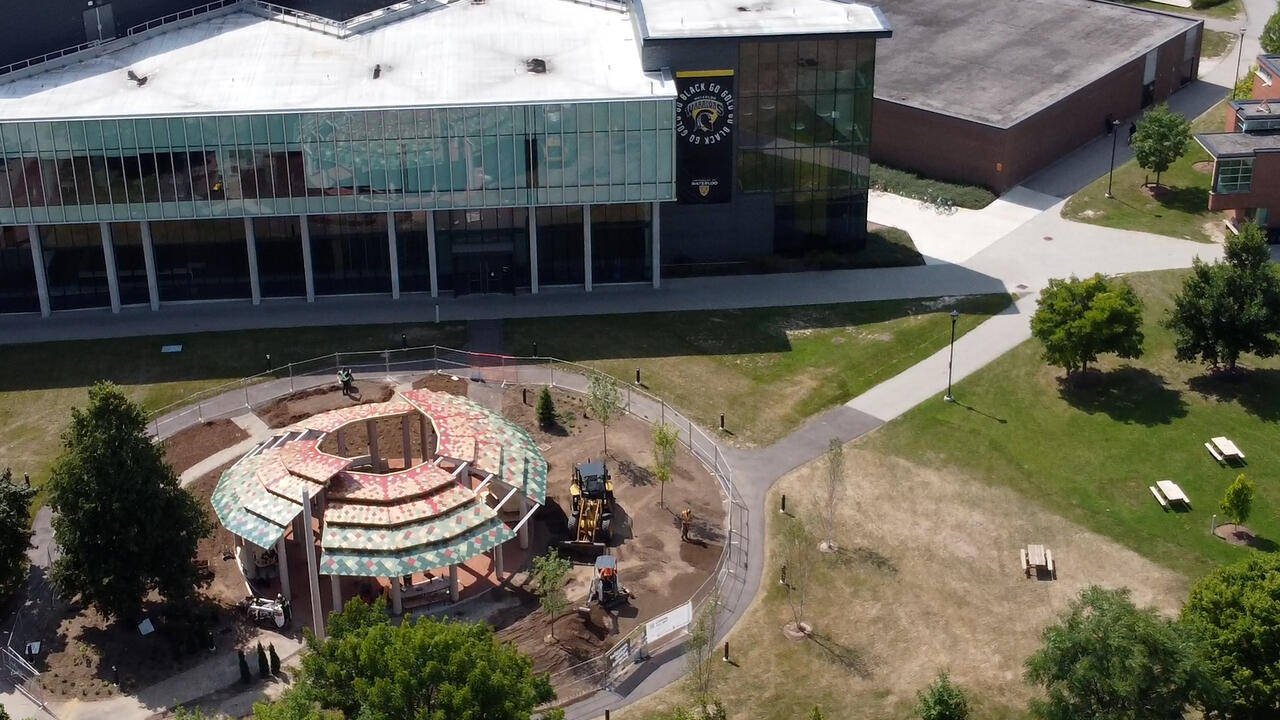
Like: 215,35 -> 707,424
1235,26 -> 1248,95
1105,118 -> 1121,199
944,309 -> 959,403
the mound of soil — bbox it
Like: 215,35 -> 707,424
412,373 -> 469,396
258,382 -> 395,428
163,420 -> 248,474
1214,523 -> 1258,547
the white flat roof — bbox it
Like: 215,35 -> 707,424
635,0 -> 891,40
0,0 -> 672,122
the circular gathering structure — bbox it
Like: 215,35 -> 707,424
211,387 -> 547,632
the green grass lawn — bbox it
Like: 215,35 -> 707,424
862,269 -> 1280,578
1062,102 -> 1228,243
0,322 -> 465,501
1202,28 -> 1237,59
1115,0 -> 1241,19
504,294 -> 1012,446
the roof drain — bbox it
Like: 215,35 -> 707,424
526,58 -> 548,74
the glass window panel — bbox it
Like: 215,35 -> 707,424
254,215 -> 306,297
308,213 -> 390,295
40,223 -> 110,310
150,218 -> 250,301
111,222 -> 149,305
0,225 -> 40,313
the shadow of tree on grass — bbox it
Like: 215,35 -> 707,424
1187,367 -> 1280,422
806,631 -> 872,679
1058,366 -> 1187,426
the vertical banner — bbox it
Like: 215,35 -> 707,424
675,70 -> 736,204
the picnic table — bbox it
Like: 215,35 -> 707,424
1021,544 -> 1056,579
1155,480 -> 1190,507
1208,436 -> 1245,463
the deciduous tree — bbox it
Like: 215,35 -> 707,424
916,672 -> 970,720
1166,224 -> 1280,371
586,373 -> 622,453
1219,473 -> 1254,527
0,468 -> 35,605
47,382 -> 212,620
531,549 -> 571,640
781,515 -> 814,634
1030,274 -> 1145,376
1132,105 -> 1190,188
685,590 -> 722,712
1025,586 -> 1210,720
1263,10 -> 1280,54
814,438 -> 844,552
651,423 -> 679,508
1182,553 -> 1280,719
256,598 -> 553,720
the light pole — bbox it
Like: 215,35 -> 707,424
944,309 -> 959,403
1234,26 -> 1248,94
1105,118 -> 1121,199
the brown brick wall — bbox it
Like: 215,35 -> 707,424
871,26 -> 1200,194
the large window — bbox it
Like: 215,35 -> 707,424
308,213 -> 390,296
110,222 -> 149,305
436,208 -> 528,295
1215,157 -> 1254,194
395,211 -> 433,293
737,38 -> 873,251
591,203 -> 650,284
0,225 -> 39,313
0,104 -> 675,225
150,219 -> 250,301
39,223 -> 109,311
253,216 -> 306,297
537,206 -> 584,286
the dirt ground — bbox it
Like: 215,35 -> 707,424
258,382 -> 395,429
163,420 -> 248,475
411,373 -> 469,395
621,448 -> 1189,720
486,384 -> 725,677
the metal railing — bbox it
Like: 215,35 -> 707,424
125,0 -> 244,36
148,345 -> 750,708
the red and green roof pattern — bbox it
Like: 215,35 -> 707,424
211,388 -> 544,577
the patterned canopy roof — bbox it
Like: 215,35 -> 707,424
211,387 -> 545,578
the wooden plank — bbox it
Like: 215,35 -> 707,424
1149,486 -> 1169,509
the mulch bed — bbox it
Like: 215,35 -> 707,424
1214,523 -> 1257,547
162,420 -> 249,475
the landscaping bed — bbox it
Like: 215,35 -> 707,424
257,381 -> 396,429
163,420 -> 249,475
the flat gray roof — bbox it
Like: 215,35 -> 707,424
0,0 -> 671,122
874,0 -> 1200,128
635,0 -> 890,40
1196,132 -> 1280,157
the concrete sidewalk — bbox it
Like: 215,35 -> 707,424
869,187 -> 1057,265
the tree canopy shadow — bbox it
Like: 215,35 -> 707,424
1057,366 -> 1187,426
832,546 -> 898,575
806,631 -> 872,678
1149,183 -> 1209,216
1186,367 -> 1280,422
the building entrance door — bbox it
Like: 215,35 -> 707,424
456,252 -> 514,295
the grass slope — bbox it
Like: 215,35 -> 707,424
864,269 -> 1280,578
504,294 -> 1011,446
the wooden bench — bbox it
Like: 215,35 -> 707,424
401,576 -> 450,611
1205,442 -> 1225,464
1149,485 -> 1169,511
1045,549 -> 1056,579
1020,548 -> 1030,578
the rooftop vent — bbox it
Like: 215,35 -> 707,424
126,70 -> 147,87
373,63 -> 382,79
471,0 -> 486,5
526,58 -> 548,74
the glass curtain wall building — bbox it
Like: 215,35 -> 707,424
0,0 -> 889,317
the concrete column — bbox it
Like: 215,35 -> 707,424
244,217 -> 261,305
401,415 -> 412,467
299,214 -> 315,302
448,564 -> 459,603
300,490 -> 324,641
583,204 -> 592,292
518,494 -> 530,550
336,428 -> 347,455
388,577 -> 403,616
330,574 -> 342,612
651,201 -> 661,289
387,211 -> 401,299
494,544 -> 504,579
27,225 -> 50,317
140,220 -> 159,311
528,209 -> 539,294
426,210 -> 438,298
99,222 -> 120,313
366,419 -> 381,471
276,534 -> 291,602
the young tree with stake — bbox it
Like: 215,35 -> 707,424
531,549 -> 571,641
1219,473 -> 1254,529
651,423 -> 679,508
587,373 -> 622,453
781,516 -> 814,635
815,438 -> 844,553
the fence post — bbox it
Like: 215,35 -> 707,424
661,400 -> 665,426
335,353 -> 341,370
433,345 -> 438,373
626,384 -> 632,413
288,362 -> 295,392
154,417 -> 160,438
244,380 -> 250,409
687,417 -> 693,449
384,350 -> 390,377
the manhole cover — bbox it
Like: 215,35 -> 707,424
1016,284 -> 1029,290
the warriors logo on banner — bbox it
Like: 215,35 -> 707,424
674,70 -> 735,204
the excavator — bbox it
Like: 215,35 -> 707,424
563,460 -> 615,553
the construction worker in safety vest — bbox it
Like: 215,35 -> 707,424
680,508 -> 693,542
